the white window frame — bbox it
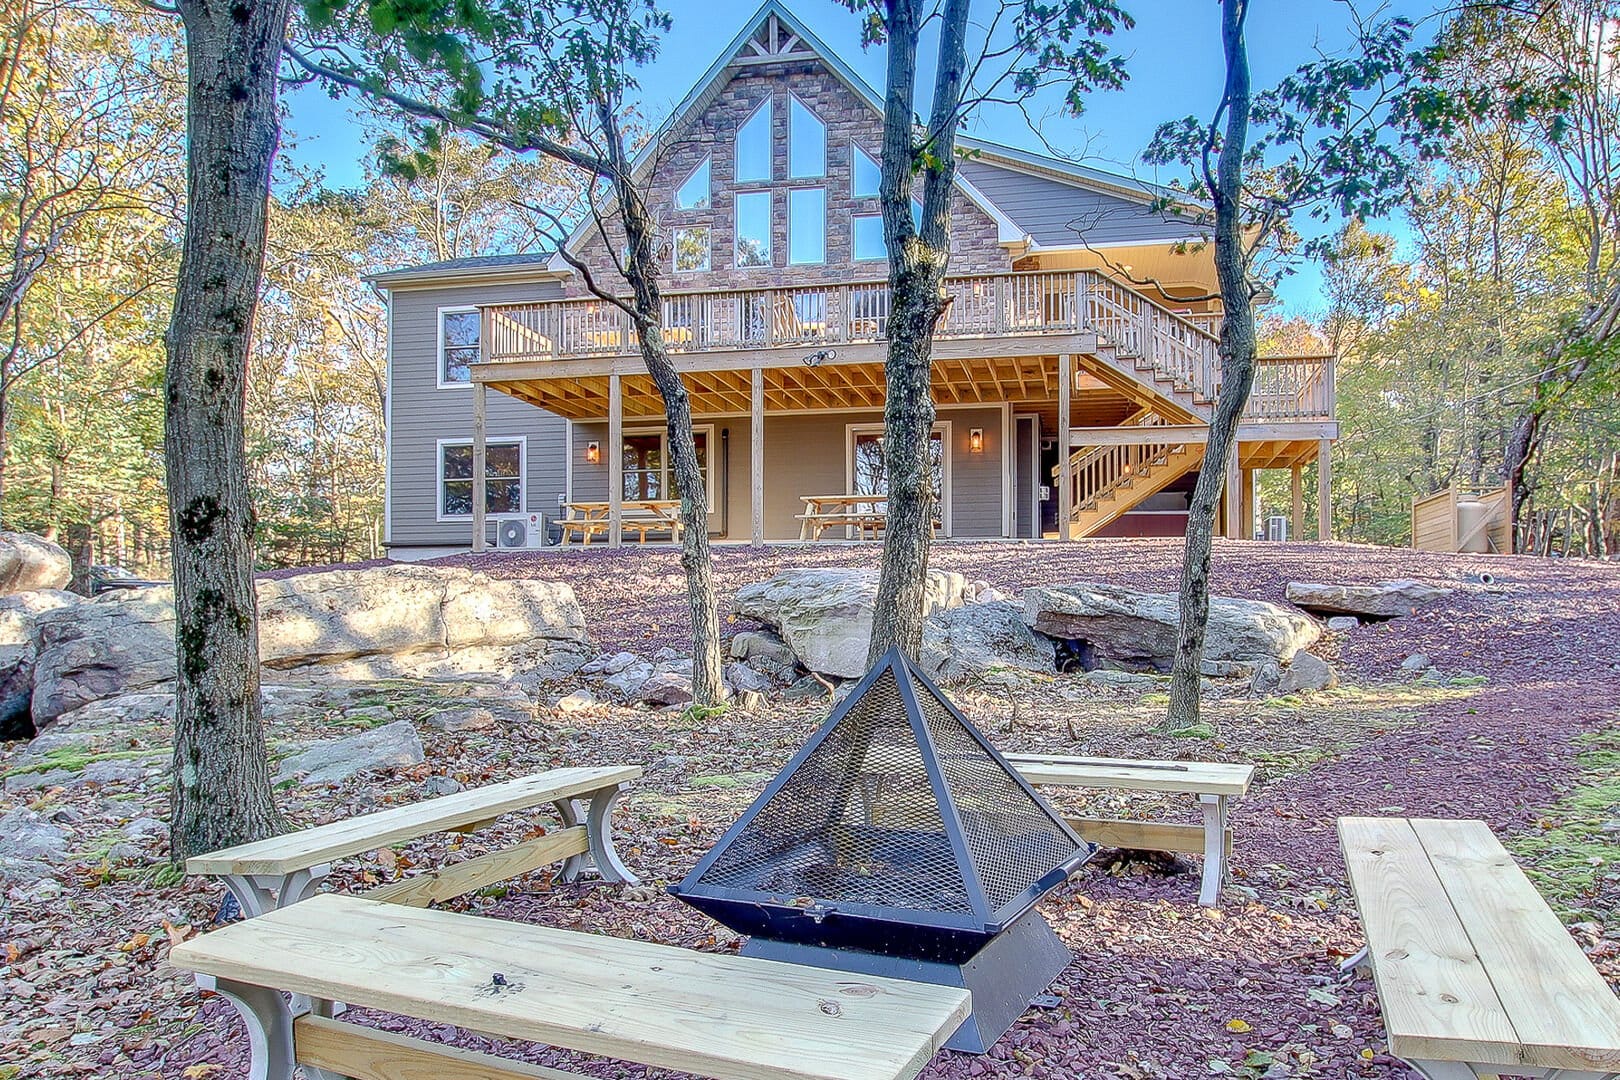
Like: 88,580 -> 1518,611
851,214 -> 886,262
844,421 -> 952,537
734,190 -> 773,268
436,305 -> 480,389
734,97 -> 773,184
435,435 -> 527,522
788,187 -> 826,266
621,423 -> 717,512
850,142 -> 881,197
788,94 -> 826,179
674,155 -> 712,210
672,225 -> 711,273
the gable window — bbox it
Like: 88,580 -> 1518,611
851,144 -> 881,197
735,99 -> 772,183
788,188 -> 826,265
852,214 -> 886,261
673,226 -> 710,272
789,96 -> 825,178
438,307 -> 479,387
439,438 -> 524,519
735,190 -> 772,268
675,156 -> 711,210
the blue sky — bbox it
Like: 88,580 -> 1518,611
280,0 -> 1435,316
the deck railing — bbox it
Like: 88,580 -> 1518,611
481,270 -> 1333,421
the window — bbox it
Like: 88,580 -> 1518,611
735,191 -> 772,267
852,214 -> 886,261
438,307 -> 479,387
849,423 -> 950,533
735,99 -> 772,183
621,427 -> 713,508
852,144 -> 881,197
788,188 -> 825,265
675,156 -> 711,210
439,439 -> 523,518
673,226 -> 710,272
789,96 -> 825,178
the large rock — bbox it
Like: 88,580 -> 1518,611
732,568 -> 971,679
1284,579 -> 1451,620
920,601 -> 1056,682
27,565 -> 591,729
274,719 -> 425,786
0,808 -> 69,883
0,590 -> 83,740
0,532 -> 71,595
1024,583 -> 1320,675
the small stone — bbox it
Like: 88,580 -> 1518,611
1416,667 -> 1446,685
1276,653 -> 1338,694
103,842 -> 143,864
636,670 -> 693,706
1248,660 -> 1283,697
601,651 -> 641,674
652,647 -> 682,663
1326,616 -> 1359,631
604,661 -> 654,699
783,674 -> 829,701
556,689 -> 597,713
724,662 -> 772,693
1400,654 -> 1432,671
421,775 -> 464,797
122,816 -> 166,839
423,706 -> 498,732
274,719 -> 425,787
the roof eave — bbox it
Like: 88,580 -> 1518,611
365,264 -> 574,289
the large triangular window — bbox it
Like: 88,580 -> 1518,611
789,96 -> 825,178
675,156 -> 711,210
736,99 -> 772,183
852,144 -> 881,197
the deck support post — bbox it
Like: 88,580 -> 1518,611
1223,445 -> 1241,539
1291,465 -> 1304,540
608,374 -> 623,548
1239,468 -> 1255,540
750,367 -> 765,547
1057,354 -> 1073,539
1317,438 -> 1332,540
471,382 -> 487,553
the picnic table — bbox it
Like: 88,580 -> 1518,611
186,765 -> 641,916
1339,816 -> 1620,1079
557,500 -> 683,545
797,495 -> 941,541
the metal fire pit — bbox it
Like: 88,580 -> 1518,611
670,646 -> 1093,1052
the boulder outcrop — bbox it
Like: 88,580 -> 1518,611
0,532 -> 71,595
1284,579 -> 1451,620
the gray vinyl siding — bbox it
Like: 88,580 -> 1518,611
386,279 -> 570,549
958,159 -> 1198,248
571,407 -> 1007,541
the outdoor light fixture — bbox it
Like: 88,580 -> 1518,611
584,441 -> 600,464
969,428 -> 984,453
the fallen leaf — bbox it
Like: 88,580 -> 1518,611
182,1065 -> 224,1079
1224,1018 -> 1252,1033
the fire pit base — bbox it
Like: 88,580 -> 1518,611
739,906 -> 1071,1054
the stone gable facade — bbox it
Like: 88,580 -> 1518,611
567,57 -> 1010,296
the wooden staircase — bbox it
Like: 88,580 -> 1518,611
1062,411 -> 1206,538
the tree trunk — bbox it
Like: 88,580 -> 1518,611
1164,0 -> 1254,731
165,0 -> 291,860
602,109 -> 724,708
866,0 -> 967,665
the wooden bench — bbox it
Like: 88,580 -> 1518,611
1005,754 -> 1255,906
187,765 -> 641,916
169,893 -> 971,1080
1339,817 -> 1620,1079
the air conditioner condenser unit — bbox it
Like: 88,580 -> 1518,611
495,512 -> 548,549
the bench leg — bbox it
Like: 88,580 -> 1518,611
199,975 -> 296,1080
222,864 -> 330,918
551,797 -> 588,882
584,784 -> 638,884
1197,794 -> 1228,906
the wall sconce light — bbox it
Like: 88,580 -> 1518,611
584,441 -> 600,465
969,428 -> 984,453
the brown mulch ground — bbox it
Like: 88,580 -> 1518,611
4,538 -> 1617,1080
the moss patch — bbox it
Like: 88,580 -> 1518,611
1510,725 -> 1620,922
